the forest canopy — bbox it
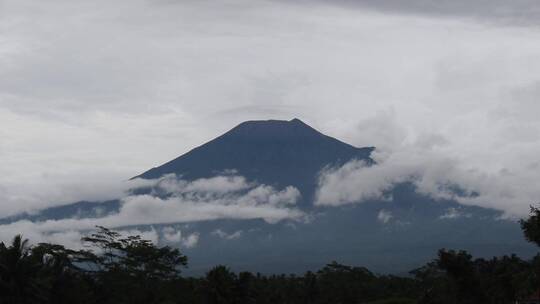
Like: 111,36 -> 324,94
1,207 -> 540,304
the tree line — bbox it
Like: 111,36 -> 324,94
2,206 -> 540,304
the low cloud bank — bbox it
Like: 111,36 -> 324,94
0,171 -> 156,217
315,131 -> 540,218
0,174 -> 303,248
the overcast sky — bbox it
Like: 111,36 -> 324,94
1,0 -> 540,219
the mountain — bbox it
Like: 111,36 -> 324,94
135,118 -> 373,205
1,119 -> 535,275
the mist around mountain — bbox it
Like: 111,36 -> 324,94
0,119 -> 535,274
135,118 -> 374,206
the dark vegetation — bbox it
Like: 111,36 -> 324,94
1,206 -> 540,304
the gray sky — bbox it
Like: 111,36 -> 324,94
314,0 -> 540,26
1,0 -> 540,219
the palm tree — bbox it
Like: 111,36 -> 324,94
0,235 -> 46,304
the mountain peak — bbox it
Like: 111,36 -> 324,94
225,118 -> 322,140
136,118 -> 374,199
234,118 -> 310,128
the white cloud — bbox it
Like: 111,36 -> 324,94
212,229 -> 243,240
0,224 -> 160,251
40,230 -> 86,251
315,159 -> 405,206
156,174 -> 252,195
439,208 -> 472,220
0,172 -> 155,217
1,0 -> 540,219
115,192 -> 302,226
162,226 -> 183,243
162,226 -> 199,248
0,174 -> 303,246
315,111 -> 540,217
240,186 -> 301,207
377,210 -> 393,224
182,233 -> 200,249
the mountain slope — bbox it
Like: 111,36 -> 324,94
136,118 -> 374,204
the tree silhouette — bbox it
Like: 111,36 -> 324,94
520,205 -> 540,247
0,219 -> 538,304
203,265 -> 237,304
0,235 -> 46,304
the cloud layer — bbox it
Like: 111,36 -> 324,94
317,0 -> 540,26
315,127 -> 540,217
1,1 -> 540,221
0,174 -> 303,247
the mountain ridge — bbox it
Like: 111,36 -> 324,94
134,119 -> 374,205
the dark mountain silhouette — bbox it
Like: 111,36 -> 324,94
135,118 -> 373,205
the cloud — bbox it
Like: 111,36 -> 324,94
2,0 -> 540,220
162,226 -> 183,243
315,110 -> 540,217
0,225 -> 160,251
182,233 -> 200,249
311,0 -> 540,26
315,159 -> 405,206
377,210 -> 393,224
0,174 -> 303,247
155,175 -> 252,195
162,226 -> 199,248
114,192 -> 302,226
439,208 -> 472,220
212,229 -> 243,240
0,171 -> 155,217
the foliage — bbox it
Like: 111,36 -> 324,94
411,250 -> 534,304
79,226 -> 187,280
1,206 -> 540,304
521,205 -> 540,247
